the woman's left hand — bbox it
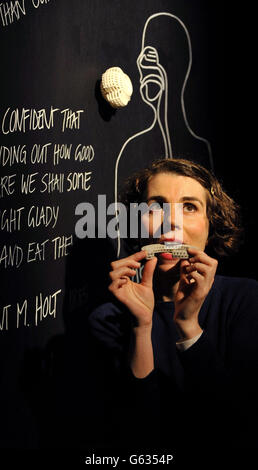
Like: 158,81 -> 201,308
174,248 -> 218,339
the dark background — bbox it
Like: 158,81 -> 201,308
0,0 -> 255,462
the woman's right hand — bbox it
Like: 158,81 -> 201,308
108,250 -> 157,327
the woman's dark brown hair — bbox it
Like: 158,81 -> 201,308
119,158 -> 243,256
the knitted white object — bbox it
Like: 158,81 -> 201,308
100,67 -> 133,108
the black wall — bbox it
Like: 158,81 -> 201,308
0,0 -> 253,458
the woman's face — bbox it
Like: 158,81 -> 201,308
142,172 -> 210,271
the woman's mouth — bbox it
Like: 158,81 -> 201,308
158,252 -> 181,263
159,252 -> 174,260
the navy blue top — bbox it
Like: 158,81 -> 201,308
88,275 -> 258,456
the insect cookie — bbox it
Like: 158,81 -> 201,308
141,242 -> 194,260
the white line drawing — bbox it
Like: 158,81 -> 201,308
114,12 -> 213,258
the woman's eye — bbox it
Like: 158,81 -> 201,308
184,203 -> 197,212
149,202 -> 163,212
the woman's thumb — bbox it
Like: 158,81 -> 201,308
141,257 -> 158,287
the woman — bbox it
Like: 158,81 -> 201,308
89,159 -> 258,460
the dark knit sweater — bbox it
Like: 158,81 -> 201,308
88,276 -> 258,457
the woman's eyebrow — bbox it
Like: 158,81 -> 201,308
146,195 -> 167,203
146,195 -> 204,207
180,196 -> 204,207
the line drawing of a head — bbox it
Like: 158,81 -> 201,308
137,45 -> 172,158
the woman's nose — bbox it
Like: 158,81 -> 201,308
162,203 -> 183,239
